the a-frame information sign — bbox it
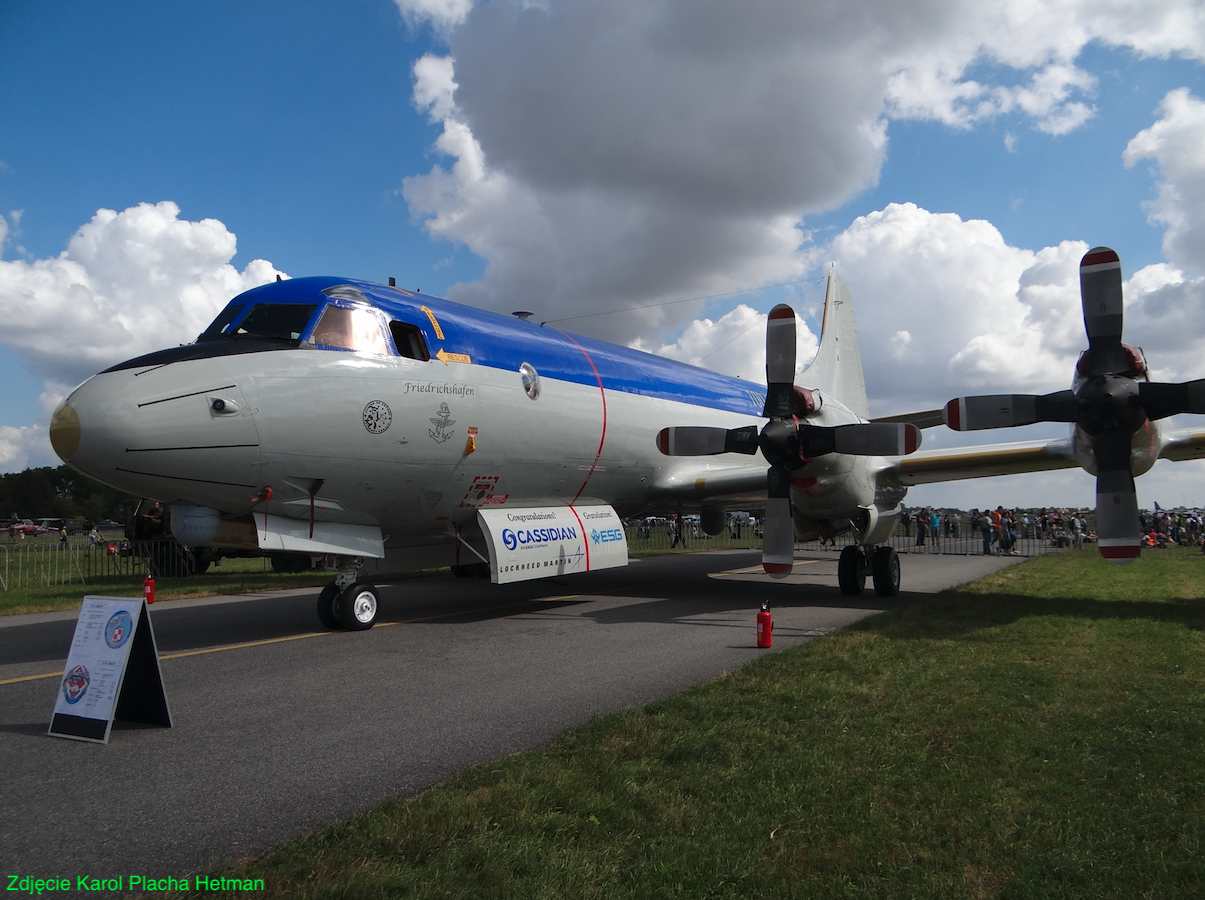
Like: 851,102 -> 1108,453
48,596 -> 172,744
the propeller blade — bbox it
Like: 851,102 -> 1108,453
763,304 -> 796,417
656,425 -> 760,456
799,423 -> 921,456
1080,247 -> 1127,376
1139,379 -> 1205,420
762,464 -> 794,578
1092,428 -> 1141,564
944,391 -> 1080,430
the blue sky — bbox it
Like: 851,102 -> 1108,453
2,0 -> 1204,508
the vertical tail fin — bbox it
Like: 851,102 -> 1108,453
799,273 -> 869,418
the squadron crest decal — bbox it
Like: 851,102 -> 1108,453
362,400 -> 392,434
105,610 -> 133,649
62,664 -> 90,704
428,402 -> 456,443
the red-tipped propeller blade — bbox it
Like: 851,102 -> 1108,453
1093,428 -> 1141,564
763,305 -> 796,418
656,425 -> 760,456
762,464 -> 794,578
1080,247 -> 1128,377
944,391 -> 1080,431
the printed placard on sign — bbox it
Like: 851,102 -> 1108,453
48,596 -> 172,744
477,505 -> 628,584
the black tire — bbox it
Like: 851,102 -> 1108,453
339,582 -> 379,631
838,545 -> 866,595
316,583 -> 343,630
871,546 -> 901,597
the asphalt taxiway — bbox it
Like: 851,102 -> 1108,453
0,548 -> 1023,879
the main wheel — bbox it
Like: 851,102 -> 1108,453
871,546 -> 901,597
339,582 -> 379,631
837,545 -> 866,595
316,583 -> 342,630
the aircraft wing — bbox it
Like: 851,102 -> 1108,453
1157,428 -> 1205,462
877,437 -> 1078,488
870,408 -> 946,430
652,459 -> 768,502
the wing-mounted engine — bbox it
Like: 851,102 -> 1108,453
656,303 -> 920,579
945,247 -> 1205,563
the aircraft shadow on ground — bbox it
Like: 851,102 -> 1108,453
849,591 -> 1205,642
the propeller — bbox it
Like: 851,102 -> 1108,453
656,304 -> 921,579
945,247 -> 1205,564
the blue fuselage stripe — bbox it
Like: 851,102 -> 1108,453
220,277 -> 768,417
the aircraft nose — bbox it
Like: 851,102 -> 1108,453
49,401 -> 82,462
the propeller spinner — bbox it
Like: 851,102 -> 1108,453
657,304 -> 920,579
945,247 -> 1205,564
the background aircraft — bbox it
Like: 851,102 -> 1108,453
46,254 -> 1205,630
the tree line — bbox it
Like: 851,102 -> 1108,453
0,465 -> 140,525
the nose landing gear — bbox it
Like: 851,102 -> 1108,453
315,558 -> 379,630
837,544 -> 900,597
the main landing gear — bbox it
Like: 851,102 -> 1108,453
837,545 -> 900,597
316,558 -> 380,630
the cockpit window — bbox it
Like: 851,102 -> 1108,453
311,305 -> 389,355
233,304 -> 318,340
389,320 -> 430,361
198,304 -> 245,341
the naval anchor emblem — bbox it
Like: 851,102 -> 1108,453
429,402 -> 456,443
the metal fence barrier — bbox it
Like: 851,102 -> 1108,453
0,536 -> 219,590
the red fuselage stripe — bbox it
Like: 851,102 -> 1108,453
554,329 -> 608,505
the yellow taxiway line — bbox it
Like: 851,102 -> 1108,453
0,592 -> 585,687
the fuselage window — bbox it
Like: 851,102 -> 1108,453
389,320 -> 430,361
198,304 -> 245,341
311,305 -> 390,356
233,304 -> 318,340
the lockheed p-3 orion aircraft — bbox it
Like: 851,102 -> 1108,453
46,249 -> 1205,630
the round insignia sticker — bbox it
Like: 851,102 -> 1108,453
63,664 -> 90,704
363,400 -> 392,434
105,610 -> 133,649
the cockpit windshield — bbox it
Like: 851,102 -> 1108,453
311,305 -> 390,355
199,303 -> 318,342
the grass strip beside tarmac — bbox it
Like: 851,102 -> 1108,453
0,557 -> 333,617
166,547 -> 1205,900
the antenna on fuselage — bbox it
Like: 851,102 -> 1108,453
513,311 -> 534,321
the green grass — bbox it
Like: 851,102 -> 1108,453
162,547 -> 1205,899
0,556 -> 331,616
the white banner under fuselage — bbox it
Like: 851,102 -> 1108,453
477,505 -> 628,584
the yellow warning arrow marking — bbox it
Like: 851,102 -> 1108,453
419,305 -> 445,340
436,348 -> 472,365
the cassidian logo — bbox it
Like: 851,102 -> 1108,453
590,528 -> 624,545
62,664 -> 90,704
501,525 -> 578,551
105,610 -> 134,649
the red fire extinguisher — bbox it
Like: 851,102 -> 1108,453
757,601 -> 772,648
143,573 -> 155,605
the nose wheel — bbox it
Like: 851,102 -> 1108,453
838,545 -> 900,597
316,580 -> 380,630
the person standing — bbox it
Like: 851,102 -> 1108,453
981,507 -> 994,555
930,509 -> 942,553
916,509 -> 927,548
58,525 -> 68,551
1072,512 -> 1085,549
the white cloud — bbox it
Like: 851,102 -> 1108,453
0,201 -> 284,386
629,304 -> 819,383
1124,88 -> 1205,275
0,202 -> 283,472
0,424 -> 52,474
394,0 -> 474,32
401,0 -> 1205,351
